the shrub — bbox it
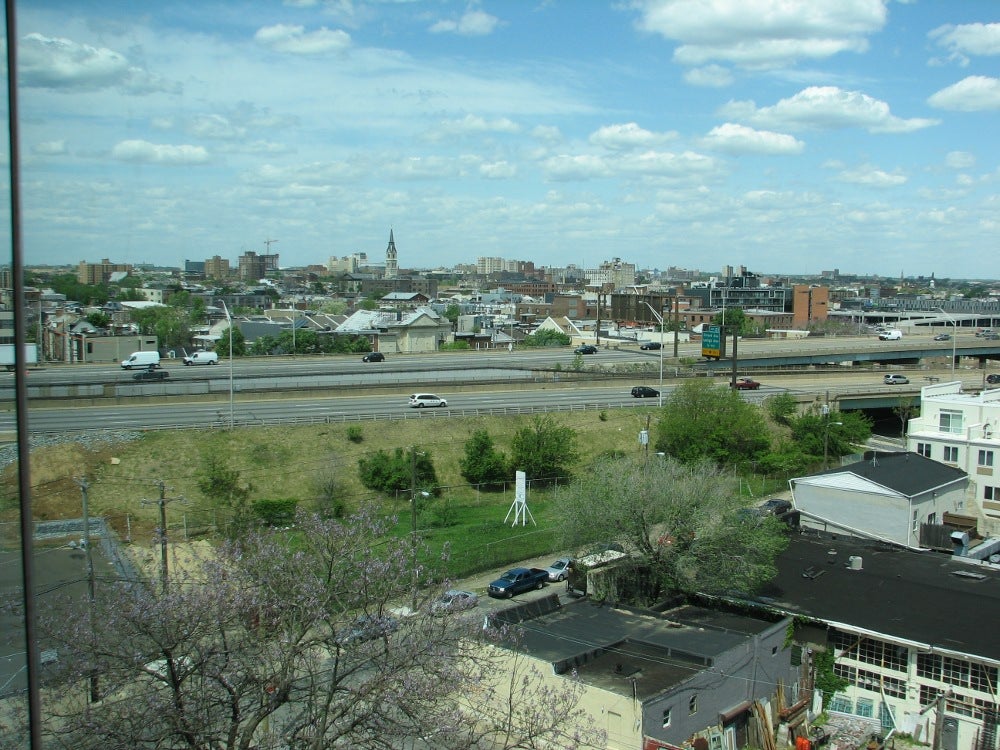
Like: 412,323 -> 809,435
252,498 -> 297,527
346,425 -> 364,443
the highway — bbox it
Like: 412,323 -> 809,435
2,330 -> 997,434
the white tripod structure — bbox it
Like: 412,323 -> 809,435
504,470 -> 536,527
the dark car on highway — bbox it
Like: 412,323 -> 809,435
987,374 -> 1000,385
574,344 -> 598,355
362,352 -> 385,362
639,341 -> 661,350
133,369 -> 169,381
631,386 -> 659,398
732,377 -> 760,390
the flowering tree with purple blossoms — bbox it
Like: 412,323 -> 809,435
16,507 -> 600,750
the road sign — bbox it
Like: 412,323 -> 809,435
702,325 -> 725,359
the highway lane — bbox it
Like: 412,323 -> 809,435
8,330 -> 982,388
6,382 -> 792,434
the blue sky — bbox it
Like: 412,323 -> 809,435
6,1 -> 1000,279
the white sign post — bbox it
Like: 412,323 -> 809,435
504,470 -> 535,527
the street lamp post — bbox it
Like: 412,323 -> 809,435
824,420 -> 843,469
642,302 -> 666,407
220,300 -> 234,429
938,308 -> 957,379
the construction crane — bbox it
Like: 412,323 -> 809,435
264,238 -> 279,252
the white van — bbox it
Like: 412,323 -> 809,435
878,330 -> 903,341
121,351 -> 161,369
183,351 -> 219,366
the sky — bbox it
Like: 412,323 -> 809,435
4,0 -> 999,280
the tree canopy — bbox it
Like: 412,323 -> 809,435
655,379 -> 771,467
509,415 -> 578,483
556,455 -> 788,601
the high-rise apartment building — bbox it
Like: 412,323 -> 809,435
77,258 -> 133,285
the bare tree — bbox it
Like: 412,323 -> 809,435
20,508 -> 593,749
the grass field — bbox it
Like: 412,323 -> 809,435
1,405 -> 785,577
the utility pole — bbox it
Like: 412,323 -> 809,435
142,481 -> 185,594
75,477 -> 99,702
410,448 -> 420,611
673,294 -> 680,359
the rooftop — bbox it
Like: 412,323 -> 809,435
506,597 -> 782,701
796,450 -> 967,498
751,532 -> 1000,662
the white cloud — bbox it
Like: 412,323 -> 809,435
632,0 -> 887,69
110,140 -> 210,165
722,86 -> 938,133
33,140 -> 67,156
530,125 -> 563,144
542,149 -> 717,181
189,115 -> 248,140
427,114 -> 520,140
429,10 -> 501,36
683,64 -> 734,87
254,24 -> 351,54
928,76 -> 1000,112
929,23 -> 1000,58
836,164 -> 907,187
18,32 -> 177,94
945,151 -> 975,170
589,123 -> 677,150
701,123 -> 804,155
480,161 -> 516,179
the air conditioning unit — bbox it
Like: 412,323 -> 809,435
848,555 -> 863,571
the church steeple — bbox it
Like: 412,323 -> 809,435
385,229 -> 398,279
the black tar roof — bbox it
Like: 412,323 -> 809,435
510,598 -> 782,700
753,532 -> 1000,662
802,451 -> 967,497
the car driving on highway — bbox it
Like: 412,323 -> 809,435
732,377 -> 760,390
884,374 -> 910,385
362,352 -> 385,362
631,386 -> 659,398
408,393 -> 447,408
574,344 -> 598,355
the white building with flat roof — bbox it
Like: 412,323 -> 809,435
907,381 -> 1000,533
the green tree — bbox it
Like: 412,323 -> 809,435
711,307 -> 751,336
788,411 -> 871,463
358,447 -> 440,497
509,415 -> 578,483
459,429 -> 510,488
131,306 -> 191,349
556,455 -> 788,601
443,303 -> 461,327
86,311 -> 111,329
214,326 -> 246,357
522,329 -> 571,347
655,379 -> 771,467
196,455 -> 254,537
765,392 -> 799,426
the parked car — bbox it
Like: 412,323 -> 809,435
630,386 -> 659,398
884,374 -> 910,385
933,333 -> 952,341
338,614 -> 398,645
758,498 -> 793,516
408,393 -> 447,408
544,557 -> 573,582
574,344 -> 598,355
639,342 -> 661,350
430,589 -> 478,615
133,368 -> 169,381
362,352 -> 385,362
987,374 -> 1000,385
732,377 -> 760,390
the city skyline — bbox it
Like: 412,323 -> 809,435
6,1 -> 999,279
